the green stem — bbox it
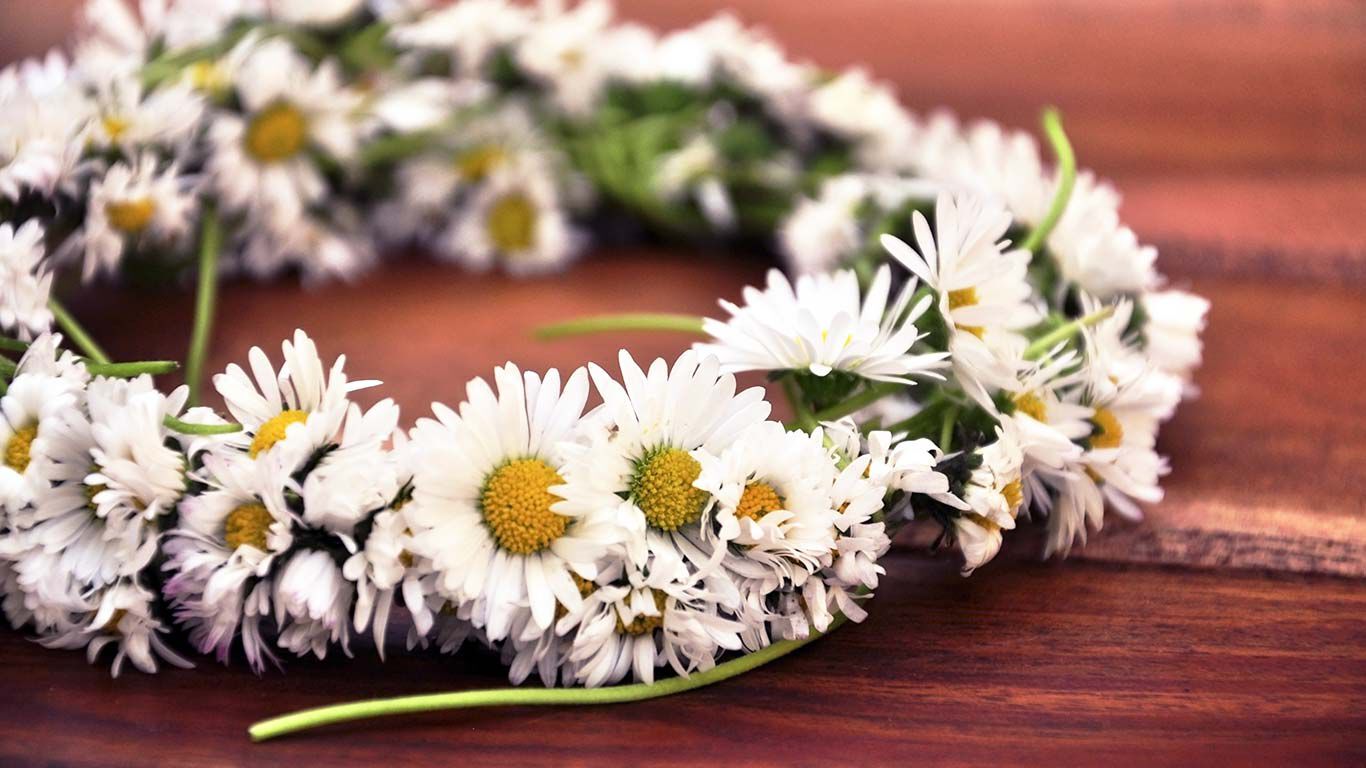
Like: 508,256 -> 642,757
535,313 -> 706,340
86,360 -> 179,378
812,382 -> 903,423
251,615 -> 848,742
939,404 -> 960,452
782,376 -> 818,432
1019,108 -> 1077,254
49,299 -> 110,364
884,396 -> 949,439
1023,305 -> 1115,360
0,337 -> 29,353
185,207 -> 222,407
163,414 -> 242,436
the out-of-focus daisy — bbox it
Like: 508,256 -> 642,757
882,192 -> 1037,406
388,0 -> 531,75
86,79 -> 204,152
654,135 -> 734,231
208,38 -> 363,235
79,153 -> 197,280
268,0 -> 366,26
514,0 -> 615,117
696,265 -> 947,384
554,350 -> 771,565
808,69 -> 915,171
0,52 -> 92,200
237,212 -> 376,281
448,164 -> 580,274
0,220 -> 55,339
406,363 -> 617,640
211,329 -> 377,461
39,579 -> 193,677
75,0 -> 250,78
1142,289 -> 1210,385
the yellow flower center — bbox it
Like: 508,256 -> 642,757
105,198 -> 157,234
244,102 -> 308,163
4,424 -> 37,472
615,589 -> 667,636
479,458 -> 569,555
486,193 -> 537,253
946,287 -> 983,338
1012,392 -> 1047,422
84,479 -> 109,512
965,512 -> 1000,533
101,114 -> 130,141
735,482 -> 784,521
1090,407 -> 1125,450
629,446 -> 708,532
1002,479 -> 1023,512
249,410 -> 308,459
224,502 -> 273,551
187,60 -> 228,94
455,144 -> 506,182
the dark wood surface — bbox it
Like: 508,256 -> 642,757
3,1 -> 1365,766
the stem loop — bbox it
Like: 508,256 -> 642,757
1019,108 -> 1077,254
186,207 -> 222,406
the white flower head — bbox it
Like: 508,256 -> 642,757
448,163 -> 580,274
882,192 -> 1038,407
81,153 -> 198,280
406,363 -> 615,640
696,265 -> 947,384
0,220 -> 54,339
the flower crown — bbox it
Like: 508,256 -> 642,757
0,0 -> 1208,740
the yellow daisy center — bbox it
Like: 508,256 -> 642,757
249,410 -> 308,459
735,481 -> 784,521
629,446 -> 708,532
946,287 -> 984,338
1090,407 -> 1125,450
101,114 -> 130,141
1002,479 -> 1024,512
187,60 -> 228,93
479,458 -> 569,555
4,424 -> 37,472
965,512 -> 1000,533
224,502 -> 273,551
105,198 -> 157,234
615,589 -> 667,636
84,479 -> 109,512
455,145 -> 507,182
1012,392 -> 1047,422
486,193 -> 537,253
244,102 -> 309,164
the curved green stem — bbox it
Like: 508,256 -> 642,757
185,207 -> 222,407
535,313 -> 706,340
86,360 -> 179,378
1023,305 -> 1115,360
0,337 -> 30,353
49,300 -> 110,365
813,382 -> 903,423
782,376 -> 818,432
1019,108 -> 1077,254
250,615 -> 848,742
163,414 -> 242,435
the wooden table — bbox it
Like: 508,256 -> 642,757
3,1 -> 1364,765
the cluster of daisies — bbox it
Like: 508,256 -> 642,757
0,0 -> 1207,684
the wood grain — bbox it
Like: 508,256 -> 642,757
0,551 -> 1360,766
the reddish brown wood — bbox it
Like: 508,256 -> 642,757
0,551 -> 1361,767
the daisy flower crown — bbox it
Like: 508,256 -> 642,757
0,0 -> 1209,741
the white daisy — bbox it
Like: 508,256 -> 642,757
1142,289 -> 1210,384
75,0 -> 249,78
954,514 -> 1003,576
268,0 -> 366,26
882,192 -> 1038,407
514,0 -> 616,117
807,68 -> 915,171
696,264 -> 947,384
554,349 -> 772,566
211,328 -> 377,461
38,579 -> 193,677
406,362 -> 616,641
557,543 -> 744,687
86,78 -> 205,152
388,0 -> 532,76
694,421 -> 841,592
1001,349 -> 1092,485
0,220 -> 55,339
778,174 -> 937,276
0,52 -> 92,200
237,212 -> 376,281
0,337 -> 88,512
80,153 -> 198,280
654,135 -> 734,231
448,163 -> 580,274
208,37 -> 363,235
